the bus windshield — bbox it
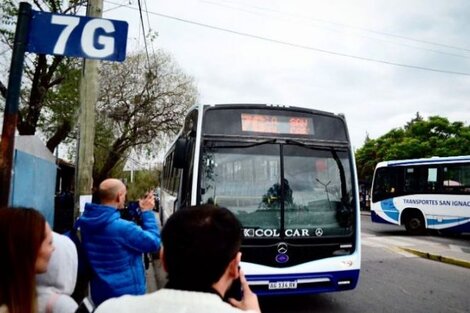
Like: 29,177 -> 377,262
200,141 -> 354,238
162,104 -> 361,294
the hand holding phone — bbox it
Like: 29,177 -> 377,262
227,270 -> 261,313
138,191 -> 155,211
75,297 -> 94,313
225,276 -> 242,301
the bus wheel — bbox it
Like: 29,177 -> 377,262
404,213 -> 425,235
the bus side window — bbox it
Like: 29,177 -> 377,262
404,167 -> 416,194
372,167 -> 400,201
427,167 -> 438,192
442,164 -> 470,193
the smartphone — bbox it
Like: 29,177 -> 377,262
225,276 -> 242,301
75,297 -> 94,313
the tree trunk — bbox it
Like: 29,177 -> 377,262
46,120 -> 72,153
93,137 -> 129,187
94,152 -> 123,187
17,55 -> 47,135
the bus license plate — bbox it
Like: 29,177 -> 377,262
268,281 -> 298,290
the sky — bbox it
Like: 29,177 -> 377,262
7,0 -> 470,153
100,0 -> 470,150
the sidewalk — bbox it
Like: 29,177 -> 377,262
146,257 -> 167,293
398,245 -> 470,269
146,211 -> 167,292
361,210 -> 470,269
146,261 -> 158,292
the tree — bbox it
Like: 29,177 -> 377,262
404,111 -> 423,130
40,59 -> 81,152
355,114 -> 470,182
122,169 -> 160,201
0,0 -> 85,152
92,51 -> 198,185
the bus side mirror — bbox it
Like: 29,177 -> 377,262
173,138 -> 188,169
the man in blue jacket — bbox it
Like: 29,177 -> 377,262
78,178 -> 160,306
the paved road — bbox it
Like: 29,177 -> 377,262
259,215 -> 470,313
361,212 -> 470,268
148,214 -> 470,312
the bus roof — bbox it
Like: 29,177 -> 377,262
203,103 -> 345,118
376,155 -> 470,168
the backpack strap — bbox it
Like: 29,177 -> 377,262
46,292 -> 61,313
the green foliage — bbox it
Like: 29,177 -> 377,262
1,2 -> 196,183
93,113 -> 122,178
42,60 -> 80,125
355,113 -> 470,183
40,58 -> 81,150
0,0 -> 86,152
122,169 -> 160,201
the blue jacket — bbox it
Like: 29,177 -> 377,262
78,203 -> 160,306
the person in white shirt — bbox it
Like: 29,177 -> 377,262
95,204 -> 261,313
36,232 -> 79,313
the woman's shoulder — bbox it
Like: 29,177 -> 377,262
0,304 -> 9,313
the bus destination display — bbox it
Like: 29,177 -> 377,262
241,113 -> 314,135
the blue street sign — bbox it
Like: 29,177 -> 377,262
26,10 -> 128,61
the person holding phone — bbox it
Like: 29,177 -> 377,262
95,204 -> 261,313
78,179 -> 160,306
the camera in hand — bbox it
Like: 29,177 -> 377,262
120,201 -> 142,225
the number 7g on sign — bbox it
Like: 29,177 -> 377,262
26,10 -> 128,62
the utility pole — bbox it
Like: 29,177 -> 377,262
75,0 -> 103,219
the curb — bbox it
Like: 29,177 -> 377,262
398,247 -> 470,269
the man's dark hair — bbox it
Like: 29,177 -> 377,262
162,204 -> 242,292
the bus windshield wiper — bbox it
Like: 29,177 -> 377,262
285,139 -> 333,151
205,139 -> 277,149
285,139 -> 348,152
285,139 -> 309,148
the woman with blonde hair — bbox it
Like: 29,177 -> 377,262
0,207 -> 55,313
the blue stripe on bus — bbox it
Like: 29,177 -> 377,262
427,218 -> 470,230
387,156 -> 470,167
246,269 -> 360,296
380,199 -> 399,222
441,219 -> 470,233
371,210 -> 395,224
427,217 -> 464,226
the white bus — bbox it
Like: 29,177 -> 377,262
160,103 -> 360,295
371,155 -> 470,234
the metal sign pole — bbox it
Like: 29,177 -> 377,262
0,2 -> 32,208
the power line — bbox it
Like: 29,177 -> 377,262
204,0 -> 470,53
143,0 -> 152,34
136,0 -> 151,69
103,0 -> 129,13
202,0 -> 470,60
143,0 -> 157,57
104,0 -> 470,76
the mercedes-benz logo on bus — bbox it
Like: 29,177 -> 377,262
275,242 -> 289,264
315,228 -> 324,237
277,242 -> 288,254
